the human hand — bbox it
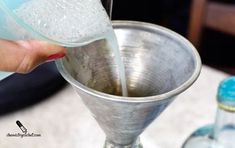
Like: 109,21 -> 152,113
0,39 -> 66,73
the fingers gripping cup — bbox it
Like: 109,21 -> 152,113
0,0 -> 113,80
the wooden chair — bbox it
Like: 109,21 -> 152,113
188,0 -> 235,49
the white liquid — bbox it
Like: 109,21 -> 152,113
14,0 -> 112,45
14,0 -> 128,96
105,30 -> 128,96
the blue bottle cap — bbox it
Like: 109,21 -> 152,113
217,76 -> 235,112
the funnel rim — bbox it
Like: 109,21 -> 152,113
56,20 -> 201,103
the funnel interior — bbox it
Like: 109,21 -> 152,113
59,21 -> 200,98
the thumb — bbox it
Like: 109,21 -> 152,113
28,41 -> 66,61
16,40 -> 66,73
0,40 -> 66,73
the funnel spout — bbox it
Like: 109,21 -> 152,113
77,90 -> 173,147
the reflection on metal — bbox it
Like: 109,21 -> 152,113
56,21 -> 201,148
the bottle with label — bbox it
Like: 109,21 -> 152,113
182,76 -> 235,148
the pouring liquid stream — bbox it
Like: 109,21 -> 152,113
105,30 -> 128,97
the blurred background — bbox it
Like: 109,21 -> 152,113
112,0 -> 235,74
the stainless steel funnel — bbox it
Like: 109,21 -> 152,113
56,21 -> 201,148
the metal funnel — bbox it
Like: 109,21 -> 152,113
56,21 -> 201,148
